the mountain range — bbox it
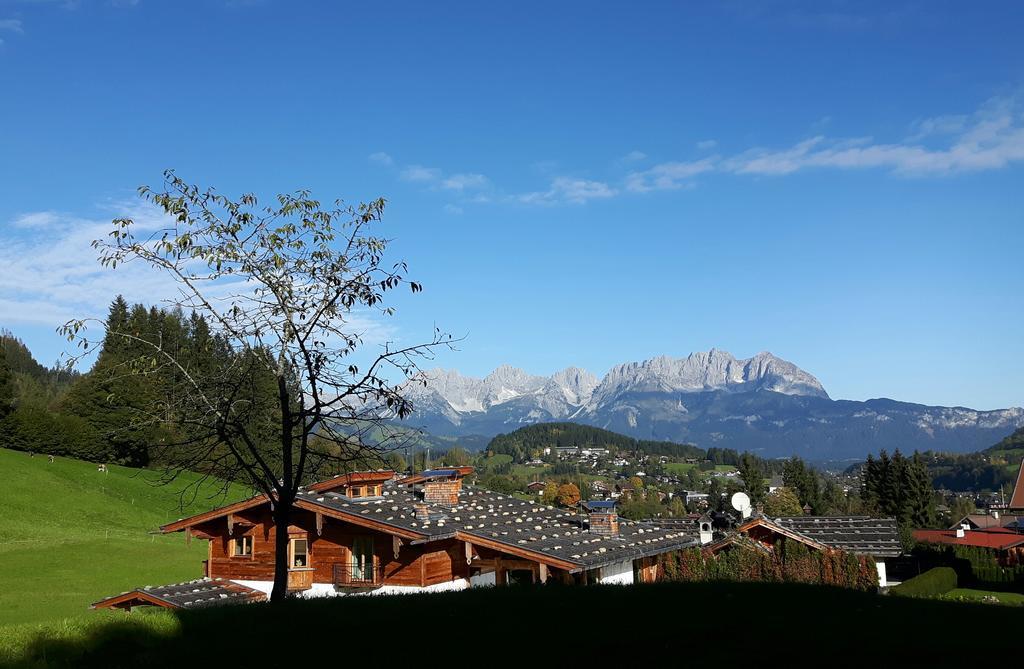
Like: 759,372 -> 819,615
403,349 -> 1024,460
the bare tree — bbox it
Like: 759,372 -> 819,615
61,170 -> 453,602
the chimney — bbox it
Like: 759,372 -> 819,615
587,502 -> 619,537
955,527 -> 965,538
993,510 -> 1000,520
423,477 -> 461,507
698,514 -> 713,545
413,502 -> 430,523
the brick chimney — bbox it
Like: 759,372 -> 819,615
587,501 -> 619,537
423,477 -> 462,507
413,502 -> 430,522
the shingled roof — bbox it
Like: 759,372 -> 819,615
1010,458 -> 1024,510
92,578 -> 265,611
296,480 -> 698,571
772,516 -> 902,558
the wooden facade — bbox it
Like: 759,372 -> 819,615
193,504 -> 474,590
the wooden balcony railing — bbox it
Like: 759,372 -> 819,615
333,562 -> 383,587
287,568 -> 315,591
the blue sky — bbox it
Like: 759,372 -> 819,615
0,1 -> 1022,409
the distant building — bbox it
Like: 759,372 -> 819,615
708,516 -> 902,587
1010,458 -> 1024,511
684,491 -> 709,505
913,527 -> 1024,566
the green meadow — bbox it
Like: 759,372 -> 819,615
0,449 -> 248,627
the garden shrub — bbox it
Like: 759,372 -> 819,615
891,567 -> 957,598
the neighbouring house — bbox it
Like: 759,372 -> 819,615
526,481 -> 548,494
912,526 -> 1024,567
684,491 -> 709,506
707,515 -> 902,587
949,511 -> 1023,531
1010,458 -> 1024,511
767,476 -> 784,493
93,468 -> 698,612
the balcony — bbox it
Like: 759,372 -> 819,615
333,562 -> 384,588
287,568 -> 315,591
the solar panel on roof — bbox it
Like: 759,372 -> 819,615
420,469 -> 459,478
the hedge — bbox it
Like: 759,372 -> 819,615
891,567 -> 957,598
658,540 -> 878,591
912,543 -> 1024,593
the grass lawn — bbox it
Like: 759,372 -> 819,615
941,588 -> 1024,605
2,582 -> 1023,667
0,449 -> 249,627
664,461 -> 696,475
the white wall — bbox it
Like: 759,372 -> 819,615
469,571 -> 497,587
875,560 -> 888,588
230,578 -> 471,598
597,559 -> 634,585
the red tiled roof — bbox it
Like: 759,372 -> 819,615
913,527 -> 1024,550
1010,458 -> 1024,510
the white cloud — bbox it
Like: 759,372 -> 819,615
625,158 -> 716,192
729,97 -> 1024,176
0,203 -> 398,348
368,151 -> 394,166
12,211 -> 60,228
443,204 -> 464,215
0,19 -> 24,33
517,177 -> 617,205
696,139 -> 717,150
621,150 -> 647,162
623,96 -> 1024,188
400,165 -> 443,182
441,173 -> 488,191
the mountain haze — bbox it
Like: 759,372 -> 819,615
404,350 -> 1024,460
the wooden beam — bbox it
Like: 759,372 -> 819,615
539,563 -> 548,584
185,526 -> 192,546
393,535 -> 402,559
316,512 -> 323,537
160,495 -> 268,533
464,540 -> 474,565
227,513 -> 234,537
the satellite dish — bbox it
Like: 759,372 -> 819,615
731,492 -> 751,517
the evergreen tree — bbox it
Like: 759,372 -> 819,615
783,456 -> 821,512
0,344 -> 15,419
738,453 -> 767,505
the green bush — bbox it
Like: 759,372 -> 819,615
892,567 -> 957,598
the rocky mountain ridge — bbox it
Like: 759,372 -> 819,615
402,350 -> 1023,459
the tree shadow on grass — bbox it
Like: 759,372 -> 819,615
6,582 -> 1023,668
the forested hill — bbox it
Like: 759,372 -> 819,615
486,422 -> 704,462
985,426 -> 1024,456
0,331 -> 79,404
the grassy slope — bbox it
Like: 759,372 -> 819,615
942,588 -> 1024,605
0,449 -> 249,627
2,582 -> 1023,667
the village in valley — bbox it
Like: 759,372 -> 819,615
2,2 -> 1023,667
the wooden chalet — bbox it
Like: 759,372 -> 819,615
1010,458 -> 1024,511
706,515 -> 902,587
94,468 -> 698,611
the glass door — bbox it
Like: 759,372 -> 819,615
352,537 -> 373,582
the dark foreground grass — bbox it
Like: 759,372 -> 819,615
2,581 -> 1021,668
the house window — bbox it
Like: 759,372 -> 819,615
349,486 -> 364,498
290,538 -> 309,568
232,536 -> 253,557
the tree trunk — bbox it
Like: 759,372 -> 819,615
270,496 -> 291,602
